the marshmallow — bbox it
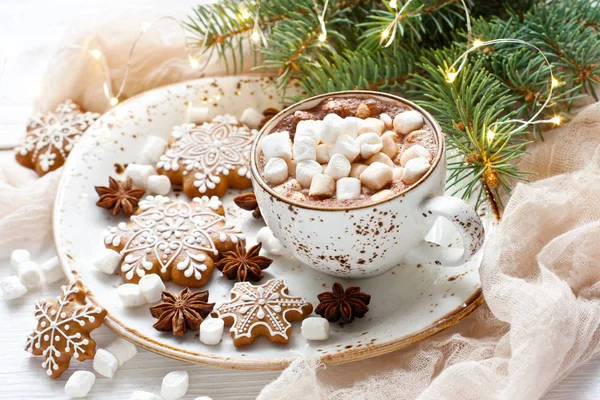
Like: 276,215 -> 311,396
309,174 -> 335,199
355,132 -> 383,159
380,113 -> 393,129
194,397 -> 214,400
393,110 -> 424,134
360,162 -> 393,190
139,274 -> 166,303
358,118 -> 385,136
147,175 -> 171,195
10,249 -> 31,272
130,391 -> 162,400
200,317 -> 225,345
256,227 -> 287,256
40,256 -> 64,283
1,276 -> 27,300
295,160 -> 322,188
117,284 -> 146,307
261,131 -> 292,161
295,120 -> 324,144
125,164 -> 156,187
402,157 -> 431,184
324,154 -> 351,180
274,179 -> 302,194
381,131 -> 399,158
336,177 -> 361,201
18,261 -> 42,289
371,189 -> 395,203
161,371 -> 189,400
286,191 -> 307,203
142,136 -> 168,164
329,135 -> 360,162
301,317 -> 330,340
93,248 -> 123,275
64,371 -> 95,398
186,106 -> 210,124
316,144 -> 331,164
393,167 -> 404,181
240,107 -> 264,129
321,114 -> 360,144
350,163 -> 368,179
365,152 -> 394,169
405,129 -> 428,143
293,135 -> 317,162
344,117 -> 362,138
106,338 -> 138,366
400,144 -> 431,167
93,349 -> 119,379
263,158 -> 289,185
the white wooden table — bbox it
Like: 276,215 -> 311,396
0,1 -> 598,399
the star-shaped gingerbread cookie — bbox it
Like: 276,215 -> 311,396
212,279 -> 313,347
15,100 -> 100,176
156,115 -> 257,198
104,195 -> 245,287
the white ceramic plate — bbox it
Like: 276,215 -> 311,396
54,76 -> 490,370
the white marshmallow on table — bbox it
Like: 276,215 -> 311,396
194,397 -> 214,400
10,249 -> 30,272
365,152 -> 394,169
295,120 -> 324,144
400,144 -> 431,167
142,136 -> 168,164
381,131 -> 399,158
261,131 -> 292,161
324,154 -> 351,180
17,261 -> 42,289
301,317 -> 330,340
394,110 -> 424,134
93,248 -> 123,275
355,132 -> 383,159
185,106 -> 210,124
139,273 -> 166,303
257,227 -> 287,256
380,113 -> 393,129
402,157 -> 431,184
274,178 -> 301,194
350,163 -> 368,179
106,338 -> 138,366
371,189 -> 395,203
263,158 -> 289,185
358,117 -> 385,136
199,317 -> 225,345
117,284 -> 146,307
296,160 -> 322,188
130,391 -> 162,400
336,177 -> 361,201
1,276 -> 27,300
360,162 -> 393,190
309,174 -> 335,199
329,135 -> 360,163
240,107 -> 264,129
147,175 -> 171,195
93,349 -> 119,379
125,164 -> 156,188
293,135 -> 317,162
393,167 -> 404,181
161,371 -> 189,400
64,371 -> 96,398
316,144 -> 332,164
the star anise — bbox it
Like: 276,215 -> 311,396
95,177 -> 145,217
216,242 -> 272,282
233,192 -> 262,219
149,288 -> 215,336
315,283 -> 371,323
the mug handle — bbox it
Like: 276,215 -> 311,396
403,196 -> 485,267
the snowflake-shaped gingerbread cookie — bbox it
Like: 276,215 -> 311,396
15,99 -> 100,176
25,280 -> 107,379
212,279 -> 313,347
156,115 -> 257,198
104,195 -> 245,287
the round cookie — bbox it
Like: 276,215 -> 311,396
156,115 -> 257,198
104,195 -> 245,287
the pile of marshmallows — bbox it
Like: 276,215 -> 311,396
260,109 -> 433,201
0,250 -> 64,300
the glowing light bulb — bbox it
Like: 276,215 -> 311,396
141,22 -> 152,32
390,0 -> 398,9
550,115 -> 561,125
318,32 -> 327,42
487,129 -> 496,142
251,30 -> 261,43
445,71 -> 457,83
551,77 -> 559,88
472,39 -> 484,48
109,97 -> 119,106
89,49 -> 102,59
188,54 -> 200,69
381,28 -> 391,40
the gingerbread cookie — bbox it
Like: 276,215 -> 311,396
25,280 -> 107,379
156,115 -> 257,198
104,195 -> 245,287
15,100 -> 100,176
212,279 -> 312,347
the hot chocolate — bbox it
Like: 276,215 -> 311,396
257,95 -> 438,207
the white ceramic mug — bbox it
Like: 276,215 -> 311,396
250,91 -> 484,278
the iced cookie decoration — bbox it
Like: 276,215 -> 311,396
25,280 -> 107,379
104,195 -> 245,287
15,100 -> 100,176
212,279 -> 312,347
156,115 -> 257,198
